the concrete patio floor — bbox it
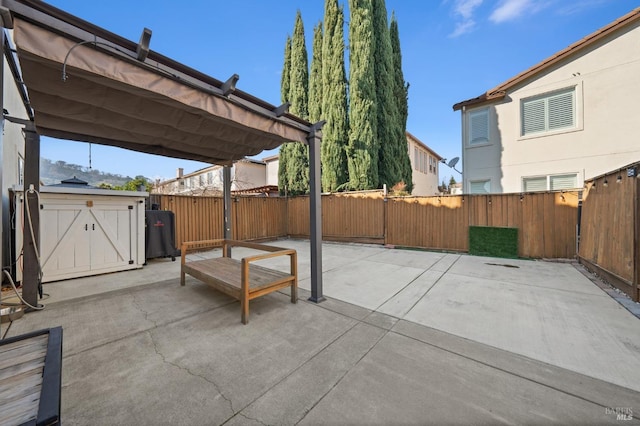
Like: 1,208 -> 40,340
3,239 -> 640,425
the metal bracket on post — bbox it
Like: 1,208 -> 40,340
307,120 -> 326,303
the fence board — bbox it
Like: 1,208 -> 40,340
579,172 -> 635,295
155,191 -> 578,259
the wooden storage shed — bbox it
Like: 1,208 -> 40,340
14,180 -> 147,282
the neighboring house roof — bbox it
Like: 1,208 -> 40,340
452,7 -> 640,111
405,131 -> 443,161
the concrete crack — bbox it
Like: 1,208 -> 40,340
145,329 -> 235,414
237,412 -> 270,426
131,293 -> 159,328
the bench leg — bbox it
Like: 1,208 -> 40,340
291,281 -> 297,304
180,270 -> 185,286
241,298 -> 249,324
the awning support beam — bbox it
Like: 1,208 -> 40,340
22,123 -> 40,309
308,121 -> 325,303
223,165 -> 232,257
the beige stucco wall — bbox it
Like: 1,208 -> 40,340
264,157 -> 279,186
462,19 -> 640,193
407,136 -> 440,196
232,162 -> 266,191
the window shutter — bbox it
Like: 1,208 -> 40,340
548,91 -> 574,130
522,98 -> 545,135
523,176 -> 547,192
550,174 -> 578,190
469,109 -> 488,145
470,180 -> 490,194
522,87 -> 575,136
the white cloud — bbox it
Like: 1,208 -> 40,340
450,20 -> 477,37
489,0 -> 550,23
454,0 -> 484,19
448,0 -> 484,37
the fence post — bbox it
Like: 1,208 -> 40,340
635,171 -> 640,302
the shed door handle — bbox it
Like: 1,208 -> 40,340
85,224 -> 88,231
92,223 -> 95,231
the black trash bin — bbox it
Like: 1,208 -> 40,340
145,210 -> 180,261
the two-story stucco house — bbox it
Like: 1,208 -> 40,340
406,131 -> 442,196
154,159 -> 269,195
453,7 -> 640,194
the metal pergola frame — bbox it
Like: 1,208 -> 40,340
0,0 -> 325,308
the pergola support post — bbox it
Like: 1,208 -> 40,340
308,121 -> 325,303
22,124 -> 40,309
223,165 -> 232,257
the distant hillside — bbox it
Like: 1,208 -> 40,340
40,158 -> 143,187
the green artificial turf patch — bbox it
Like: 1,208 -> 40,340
469,226 -> 518,258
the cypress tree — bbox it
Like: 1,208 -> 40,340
278,36 -> 292,195
321,0 -> 349,192
284,11 -> 310,196
309,22 -> 323,123
347,0 -> 378,190
372,0 -> 401,190
390,13 -> 413,193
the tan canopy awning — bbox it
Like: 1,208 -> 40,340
10,15 -> 309,164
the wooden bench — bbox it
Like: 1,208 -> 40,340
181,239 -> 297,324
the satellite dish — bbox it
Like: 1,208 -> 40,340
447,157 -> 459,169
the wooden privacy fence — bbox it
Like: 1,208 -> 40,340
578,163 -> 639,302
154,190 -> 579,259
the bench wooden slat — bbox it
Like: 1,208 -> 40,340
181,239 -> 297,324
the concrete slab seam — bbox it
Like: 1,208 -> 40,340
294,327 -> 391,426
236,412 -> 268,426
60,299 -> 238,360
390,325 -> 624,410
396,254 -> 462,317
221,318 -> 364,426
294,294 -> 372,322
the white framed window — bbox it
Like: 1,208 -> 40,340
468,108 -> 489,145
469,180 -> 491,194
207,172 -> 213,185
521,87 -> 575,136
522,173 -> 579,192
523,176 -> 547,192
414,148 -> 419,170
550,174 -> 577,190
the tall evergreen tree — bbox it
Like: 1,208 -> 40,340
321,0 -> 349,192
390,13 -> 413,192
347,0 -> 378,190
309,22 -> 323,123
284,11 -> 310,195
372,0 -> 402,190
278,36 -> 292,195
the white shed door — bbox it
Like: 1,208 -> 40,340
40,200 -> 136,281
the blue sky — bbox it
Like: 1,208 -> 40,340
40,0 -> 638,184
